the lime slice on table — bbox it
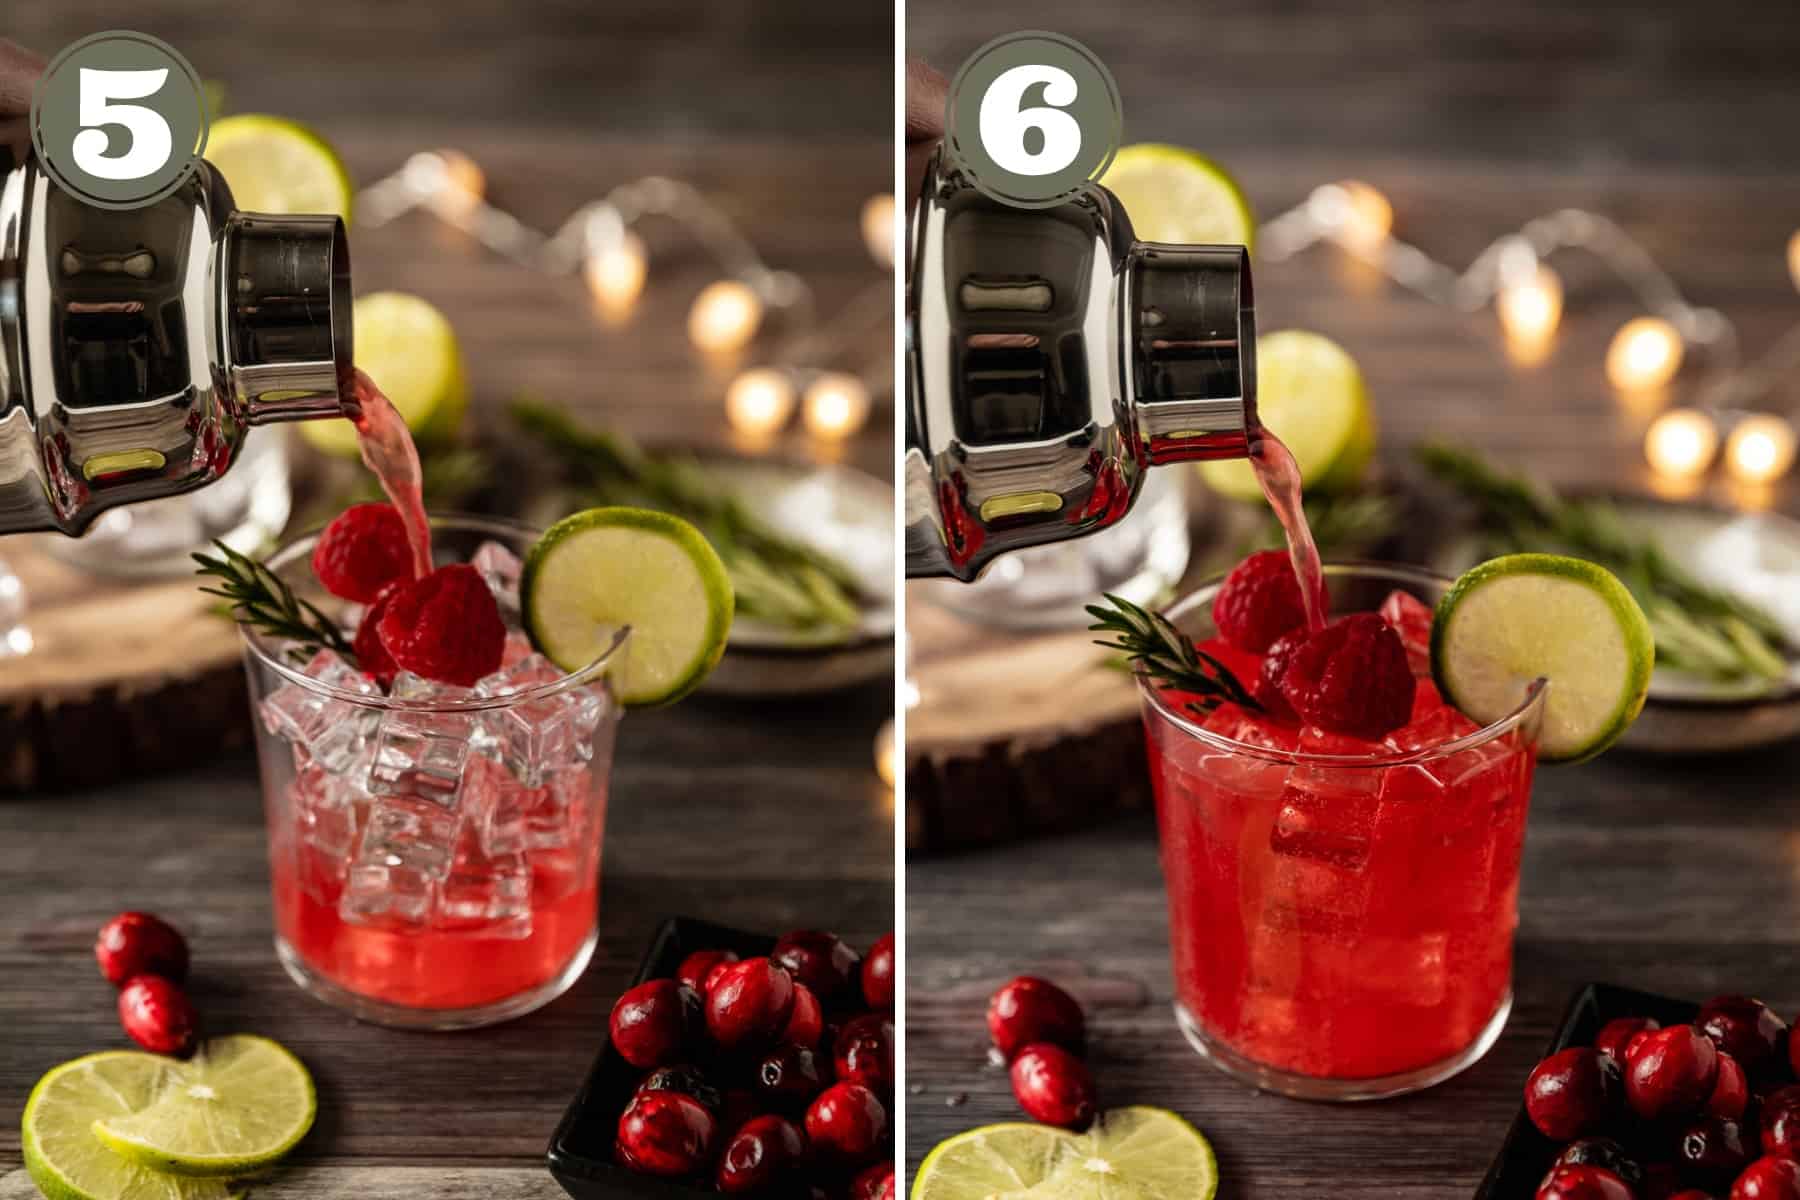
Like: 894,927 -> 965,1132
299,291 -> 471,458
912,1108 -> 1218,1200
24,1050 -> 234,1200
1197,329 -> 1376,502
204,114 -> 353,222
522,507 -> 735,707
1098,144 -> 1255,251
1432,553 -> 1655,763
90,1036 -> 316,1178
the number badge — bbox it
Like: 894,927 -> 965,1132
945,32 -> 1122,209
30,31 -> 209,210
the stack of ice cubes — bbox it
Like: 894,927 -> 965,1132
260,541 -> 614,939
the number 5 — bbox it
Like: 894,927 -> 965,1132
978,64 -> 1081,178
71,68 -> 174,182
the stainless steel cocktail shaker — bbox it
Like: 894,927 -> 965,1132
905,148 -> 1257,581
0,158 -> 353,536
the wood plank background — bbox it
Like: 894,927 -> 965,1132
0,1 -> 893,1195
907,0 -> 1800,1194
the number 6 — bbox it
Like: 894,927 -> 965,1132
71,68 -> 174,182
978,64 -> 1082,178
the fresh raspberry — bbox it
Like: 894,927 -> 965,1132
353,583 -> 402,689
1254,629 -> 1305,723
1277,613 -> 1416,740
375,564 -> 506,687
1212,550 -> 1307,653
311,503 -> 414,603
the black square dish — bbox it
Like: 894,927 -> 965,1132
1475,982 -> 1702,1198
548,916 -> 777,1200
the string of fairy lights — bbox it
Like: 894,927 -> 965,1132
1259,181 -> 1800,492
354,150 -> 896,446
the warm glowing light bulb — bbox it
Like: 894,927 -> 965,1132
725,368 -> 796,438
688,280 -> 764,353
1789,231 -> 1800,294
1726,414 -> 1798,485
1606,317 -> 1684,391
1497,265 -> 1564,344
861,194 -> 897,269
1312,181 -> 1393,251
802,372 -> 872,439
415,149 -> 486,217
584,231 -> 647,312
1644,408 -> 1719,477
874,719 -> 896,788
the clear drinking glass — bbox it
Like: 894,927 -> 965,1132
241,515 -> 624,1030
1137,563 -> 1546,1100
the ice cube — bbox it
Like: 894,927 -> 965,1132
478,660 -> 606,786
1379,590 -> 1435,677
1384,704 -> 1511,792
1269,730 -> 1384,870
356,796 -> 461,880
436,830 -> 533,940
471,540 -> 523,614
339,860 -> 435,930
260,649 -> 379,773
293,765 -> 364,860
368,673 -> 483,804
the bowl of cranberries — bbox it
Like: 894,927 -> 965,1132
547,916 -> 895,1199
1480,982 -> 1800,1199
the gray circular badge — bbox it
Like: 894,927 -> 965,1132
946,31 -> 1122,209
30,31 -> 209,211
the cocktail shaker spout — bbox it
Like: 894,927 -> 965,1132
0,158 -> 354,536
904,148 -> 1256,582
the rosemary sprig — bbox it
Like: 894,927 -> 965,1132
1087,593 -> 1261,716
511,396 -> 865,632
1415,442 -> 1790,682
193,541 -> 355,665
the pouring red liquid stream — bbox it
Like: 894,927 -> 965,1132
346,368 -> 433,580
1248,426 -> 1328,632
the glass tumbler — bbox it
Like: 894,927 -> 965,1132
1138,563 -> 1546,1099
241,515 -> 624,1030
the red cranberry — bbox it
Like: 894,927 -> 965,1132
677,948 -> 738,994
754,1043 -> 828,1113
1626,1028 -> 1663,1066
784,983 -> 824,1049
1526,1048 -> 1623,1141
805,1082 -> 888,1165
95,912 -> 189,987
1554,1139 -> 1643,1187
863,933 -> 895,1010
637,1064 -> 721,1114
1734,1157 -> 1800,1200
610,979 -> 699,1069
1010,1043 -> 1097,1132
772,931 -> 862,1008
1597,1017 -> 1661,1064
117,976 -> 197,1056
851,1162 -> 897,1200
1536,1165 -> 1635,1200
715,1114 -> 805,1194
1759,1086 -> 1800,1157
616,1091 -> 715,1177
706,958 -> 797,1052
987,976 -> 1086,1061
704,959 -> 739,997
1710,1054 -> 1751,1120
1629,1026 -> 1721,1122
835,1013 -> 896,1094
1679,1116 -> 1754,1184
1700,998 -> 1789,1077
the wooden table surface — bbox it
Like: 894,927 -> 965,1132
907,1 -> 1800,1195
1,2 -> 893,1195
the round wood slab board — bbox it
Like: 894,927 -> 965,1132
904,588 -> 1153,855
1,538 -> 250,792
